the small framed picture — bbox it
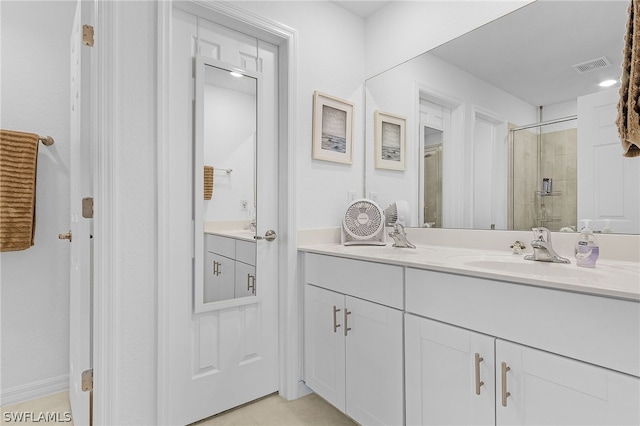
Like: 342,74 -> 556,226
312,91 -> 354,164
374,110 -> 406,171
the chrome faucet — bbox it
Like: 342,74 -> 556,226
388,223 -> 416,248
524,227 -> 570,264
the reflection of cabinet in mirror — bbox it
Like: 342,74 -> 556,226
204,234 -> 256,303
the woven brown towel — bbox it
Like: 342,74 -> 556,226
0,129 -> 39,252
204,165 -> 214,200
617,0 -> 640,157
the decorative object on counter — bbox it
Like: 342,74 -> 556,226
388,223 -> 416,248
342,198 -> 386,246
617,0 -> 640,157
542,177 -> 553,194
510,240 -> 526,255
0,129 -> 42,252
312,90 -> 354,164
575,219 -> 599,268
524,227 -> 571,263
374,110 -> 406,171
204,165 -> 214,200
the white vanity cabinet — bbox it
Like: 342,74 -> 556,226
405,315 -> 496,425
406,315 -> 640,425
303,253 -> 404,426
405,268 -> 640,426
204,234 -> 256,302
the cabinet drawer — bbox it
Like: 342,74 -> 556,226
405,267 -> 640,377
205,234 -> 235,258
304,253 -> 403,309
235,240 -> 256,266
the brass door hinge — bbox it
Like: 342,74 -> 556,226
82,197 -> 94,219
81,369 -> 93,392
83,25 -> 94,47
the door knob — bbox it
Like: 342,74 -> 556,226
254,230 -> 277,242
58,231 -> 72,242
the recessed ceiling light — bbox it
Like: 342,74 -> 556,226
599,79 -> 618,87
230,71 -> 243,78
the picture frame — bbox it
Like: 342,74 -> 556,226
374,110 -> 406,171
312,91 -> 354,164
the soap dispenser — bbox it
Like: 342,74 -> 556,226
575,219 -> 599,268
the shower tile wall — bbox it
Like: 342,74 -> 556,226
511,126 -> 577,232
539,128 -> 577,231
512,129 -> 539,230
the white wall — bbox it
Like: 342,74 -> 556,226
366,51 -> 537,227
240,1 -> 367,229
203,85 -> 256,223
110,1 -> 158,423
0,0 -> 75,403
364,0 -> 533,78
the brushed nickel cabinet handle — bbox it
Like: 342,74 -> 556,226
247,274 -> 256,294
344,309 -> 352,337
475,353 -> 484,395
332,305 -> 341,333
214,261 -> 222,276
501,362 -> 511,407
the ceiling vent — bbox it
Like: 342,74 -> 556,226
572,56 -> 612,74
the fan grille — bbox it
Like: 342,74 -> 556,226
344,200 -> 383,237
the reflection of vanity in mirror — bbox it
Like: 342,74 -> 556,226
366,0 -> 639,235
195,58 -> 259,307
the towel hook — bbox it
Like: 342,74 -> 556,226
39,135 -> 54,146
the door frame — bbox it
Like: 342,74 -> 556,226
156,1 -> 299,423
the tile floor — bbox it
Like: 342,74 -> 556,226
1,391 -> 357,426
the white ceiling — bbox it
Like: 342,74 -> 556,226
332,1 -> 389,18
429,1 -> 628,107
334,0 -> 628,108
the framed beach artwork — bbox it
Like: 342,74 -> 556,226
312,91 -> 354,164
374,110 -> 406,171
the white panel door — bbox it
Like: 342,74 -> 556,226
577,88 -> 640,233
303,284 -> 346,412
405,314 -> 495,426
496,339 -> 640,425
345,296 -> 403,426
68,1 -> 93,424
167,10 -> 279,425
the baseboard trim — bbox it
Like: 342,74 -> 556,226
1,375 -> 69,407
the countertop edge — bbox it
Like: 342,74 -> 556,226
299,244 -> 640,302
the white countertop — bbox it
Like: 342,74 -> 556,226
299,243 -> 640,301
205,229 -> 256,243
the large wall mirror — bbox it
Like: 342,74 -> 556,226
194,56 -> 259,311
365,0 -> 639,234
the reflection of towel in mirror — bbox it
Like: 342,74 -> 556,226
0,129 -> 40,252
204,165 -> 214,200
617,0 -> 640,157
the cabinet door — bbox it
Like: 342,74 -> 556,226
234,261 -> 256,298
496,339 -> 640,425
204,252 -> 235,303
405,315 -> 495,426
345,296 -> 404,426
303,284 -> 346,412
